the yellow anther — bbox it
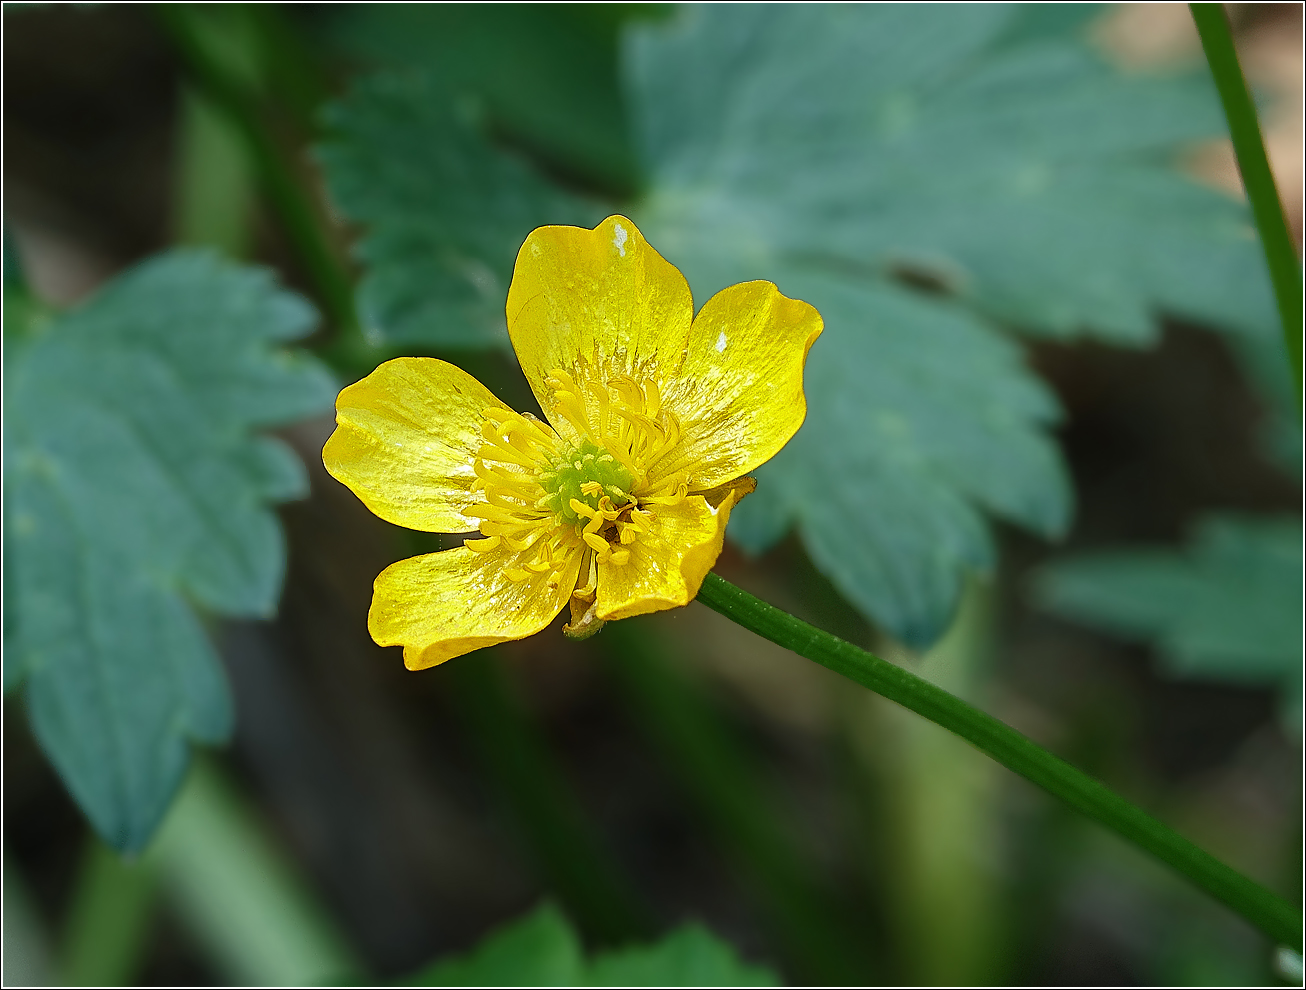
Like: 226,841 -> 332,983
570,498 -> 596,520
583,532 -> 609,553
580,481 -> 605,498
503,567 -> 531,582
609,549 -> 631,566
464,535 -> 501,553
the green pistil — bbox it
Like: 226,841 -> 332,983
539,441 -> 635,523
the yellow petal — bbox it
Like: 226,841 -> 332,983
505,216 -> 693,440
654,281 -> 822,492
698,476 -> 757,509
369,539 -> 581,669
594,488 -> 745,623
324,357 -> 502,533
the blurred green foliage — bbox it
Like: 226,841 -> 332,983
317,4 -> 661,192
631,6 -> 1275,343
446,653 -> 652,944
728,278 -> 1069,645
406,902 -> 777,987
3,252 -> 335,849
2,2 -> 1299,984
1034,514 -> 1303,727
605,621 -> 871,982
150,761 -> 363,985
318,75 -> 598,350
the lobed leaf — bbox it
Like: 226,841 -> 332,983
729,274 -> 1069,644
407,903 -> 776,987
587,923 -> 780,986
318,73 -> 601,351
1033,515 -> 1303,727
314,4 -> 647,191
4,251 -> 336,850
628,4 -> 1276,344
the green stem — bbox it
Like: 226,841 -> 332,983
154,5 -> 361,348
1190,3 -> 1303,397
57,840 -> 158,987
695,572 -> 1303,950
150,759 -> 365,985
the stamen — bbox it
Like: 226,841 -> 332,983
504,531 -> 543,552
478,443 -> 537,469
473,362 -> 692,589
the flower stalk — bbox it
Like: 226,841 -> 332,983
695,571 -> 1303,950
1189,3 -> 1303,397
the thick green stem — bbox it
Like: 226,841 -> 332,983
151,759 -> 364,985
695,572 -> 1302,950
58,840 -> 158,987
1189,3 -> 1303,397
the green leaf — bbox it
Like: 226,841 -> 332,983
313,4 -> 653,192
1033,514 -> 1303,726
628,4 -> 1276,345
3,251 -> 336,850
408,904 -> 583,987
318,72 -> 600,350
729,274 -> 1069,644
588,923 -> 780,987
406,904 -> 777,987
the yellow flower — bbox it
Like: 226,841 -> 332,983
323,216 -> 822,669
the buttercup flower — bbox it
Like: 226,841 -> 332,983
323,216 -> 822,668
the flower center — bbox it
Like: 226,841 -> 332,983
462,365 -> 693,590
538,442 -> 636,523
